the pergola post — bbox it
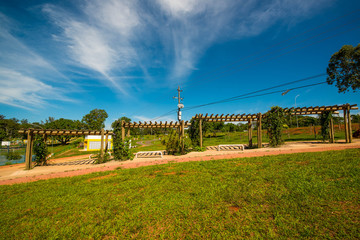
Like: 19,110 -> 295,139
127,128 -> 131,137
104,132 -> 109,152
329,117 -> 335,143
257,113 -> 262,148
347,104 -> 352,143
343,108 -> 349,143
121,120 -> 125,141
199,119 -> 203,149
100,128 -> 104,160
248,119 -> 252,148
25,129 -> 33,170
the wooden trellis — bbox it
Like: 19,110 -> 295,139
121,120 -> 191,139
121,120 -> 191,153
193,103 -> 357,149
18,129 -> 114,170
19,103 -> 357,170
193,113 -> 261,148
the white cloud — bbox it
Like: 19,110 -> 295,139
156,0 -> 333,79
0,14 -> 76,110
43,0 -> 334,91
0,68 -> 72,110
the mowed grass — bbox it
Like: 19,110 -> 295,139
1,149 -> 360,239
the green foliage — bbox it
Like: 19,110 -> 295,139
188,118 -> 201,147
5,151 -> 22,160
161,129 -> 191,155
33,136 -> 49,166
193,146 -> 206,152
0,116 -> 20,141
82,109 -> 108,130
327,44 -> 360,93
264,106 -> 285,147
319,111 -> 332,142
112,119 -> 133,161
45,118 -> 82,145
93,152 -> 110,164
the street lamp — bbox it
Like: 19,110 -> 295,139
295,95 -> 300,128
281,90 -> 300,128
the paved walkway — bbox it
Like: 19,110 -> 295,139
0,140 -> 359,185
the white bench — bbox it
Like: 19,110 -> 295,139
217,144 -> 244,151
135,151 -> 163,158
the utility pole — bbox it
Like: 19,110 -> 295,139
173,86 -> 184,121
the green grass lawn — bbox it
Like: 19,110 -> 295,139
1,149 -> 359,239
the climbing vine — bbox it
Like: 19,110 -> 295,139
188,118 -> 201,147
263,106 -> 285,147
33,136 -> 49,166
319,111 -> 332,141
161,129 -> 191,155
112,119 -> 133,161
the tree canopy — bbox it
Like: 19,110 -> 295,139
82,109 -> 108,130
327,44 -> 360,93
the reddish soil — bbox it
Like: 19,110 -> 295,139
0,143 -> 359,185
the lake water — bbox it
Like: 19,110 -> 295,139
0,154 -> 34,166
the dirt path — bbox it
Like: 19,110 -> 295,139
0,140 -> 359,185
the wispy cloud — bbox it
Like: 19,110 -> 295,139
0,68 -> 72,110
0,13 -> 75,110
155,0 -> 334,80
2,0 -> 334,111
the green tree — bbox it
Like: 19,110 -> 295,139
45,118 -> 79,144
327,44 -> 360,93
82,109 -> 108,130
0,116 -> 20,141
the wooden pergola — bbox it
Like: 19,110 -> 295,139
192,113 -> 260,148
18,129 -> 114,170
193,103 -> 357,149
19,103 -> 357,170
121,120 -> 191,139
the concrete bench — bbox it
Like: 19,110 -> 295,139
217,144 -> 244,151
135,151 -> 163,158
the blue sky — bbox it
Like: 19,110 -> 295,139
0,0 -> 359,129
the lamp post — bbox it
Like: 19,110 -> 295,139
295,95 -> 300,128
281,90 -> 300,128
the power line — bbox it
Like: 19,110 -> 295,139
183,73 -> 326,112
153,80 -> 328,120
129,9 -> 360,119
150,73 -> 327,120
183,81 -> 327,113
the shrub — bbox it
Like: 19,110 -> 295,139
264,106 -> 285,147
188,118 -> 201,147
93,152 -> 110,164
112,119 -> 133,161
6,151 -> 22,160
319,111 -> 332,141
161,129 -> 191,155
33,136 -> 49,166
353,129 -> 360,138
